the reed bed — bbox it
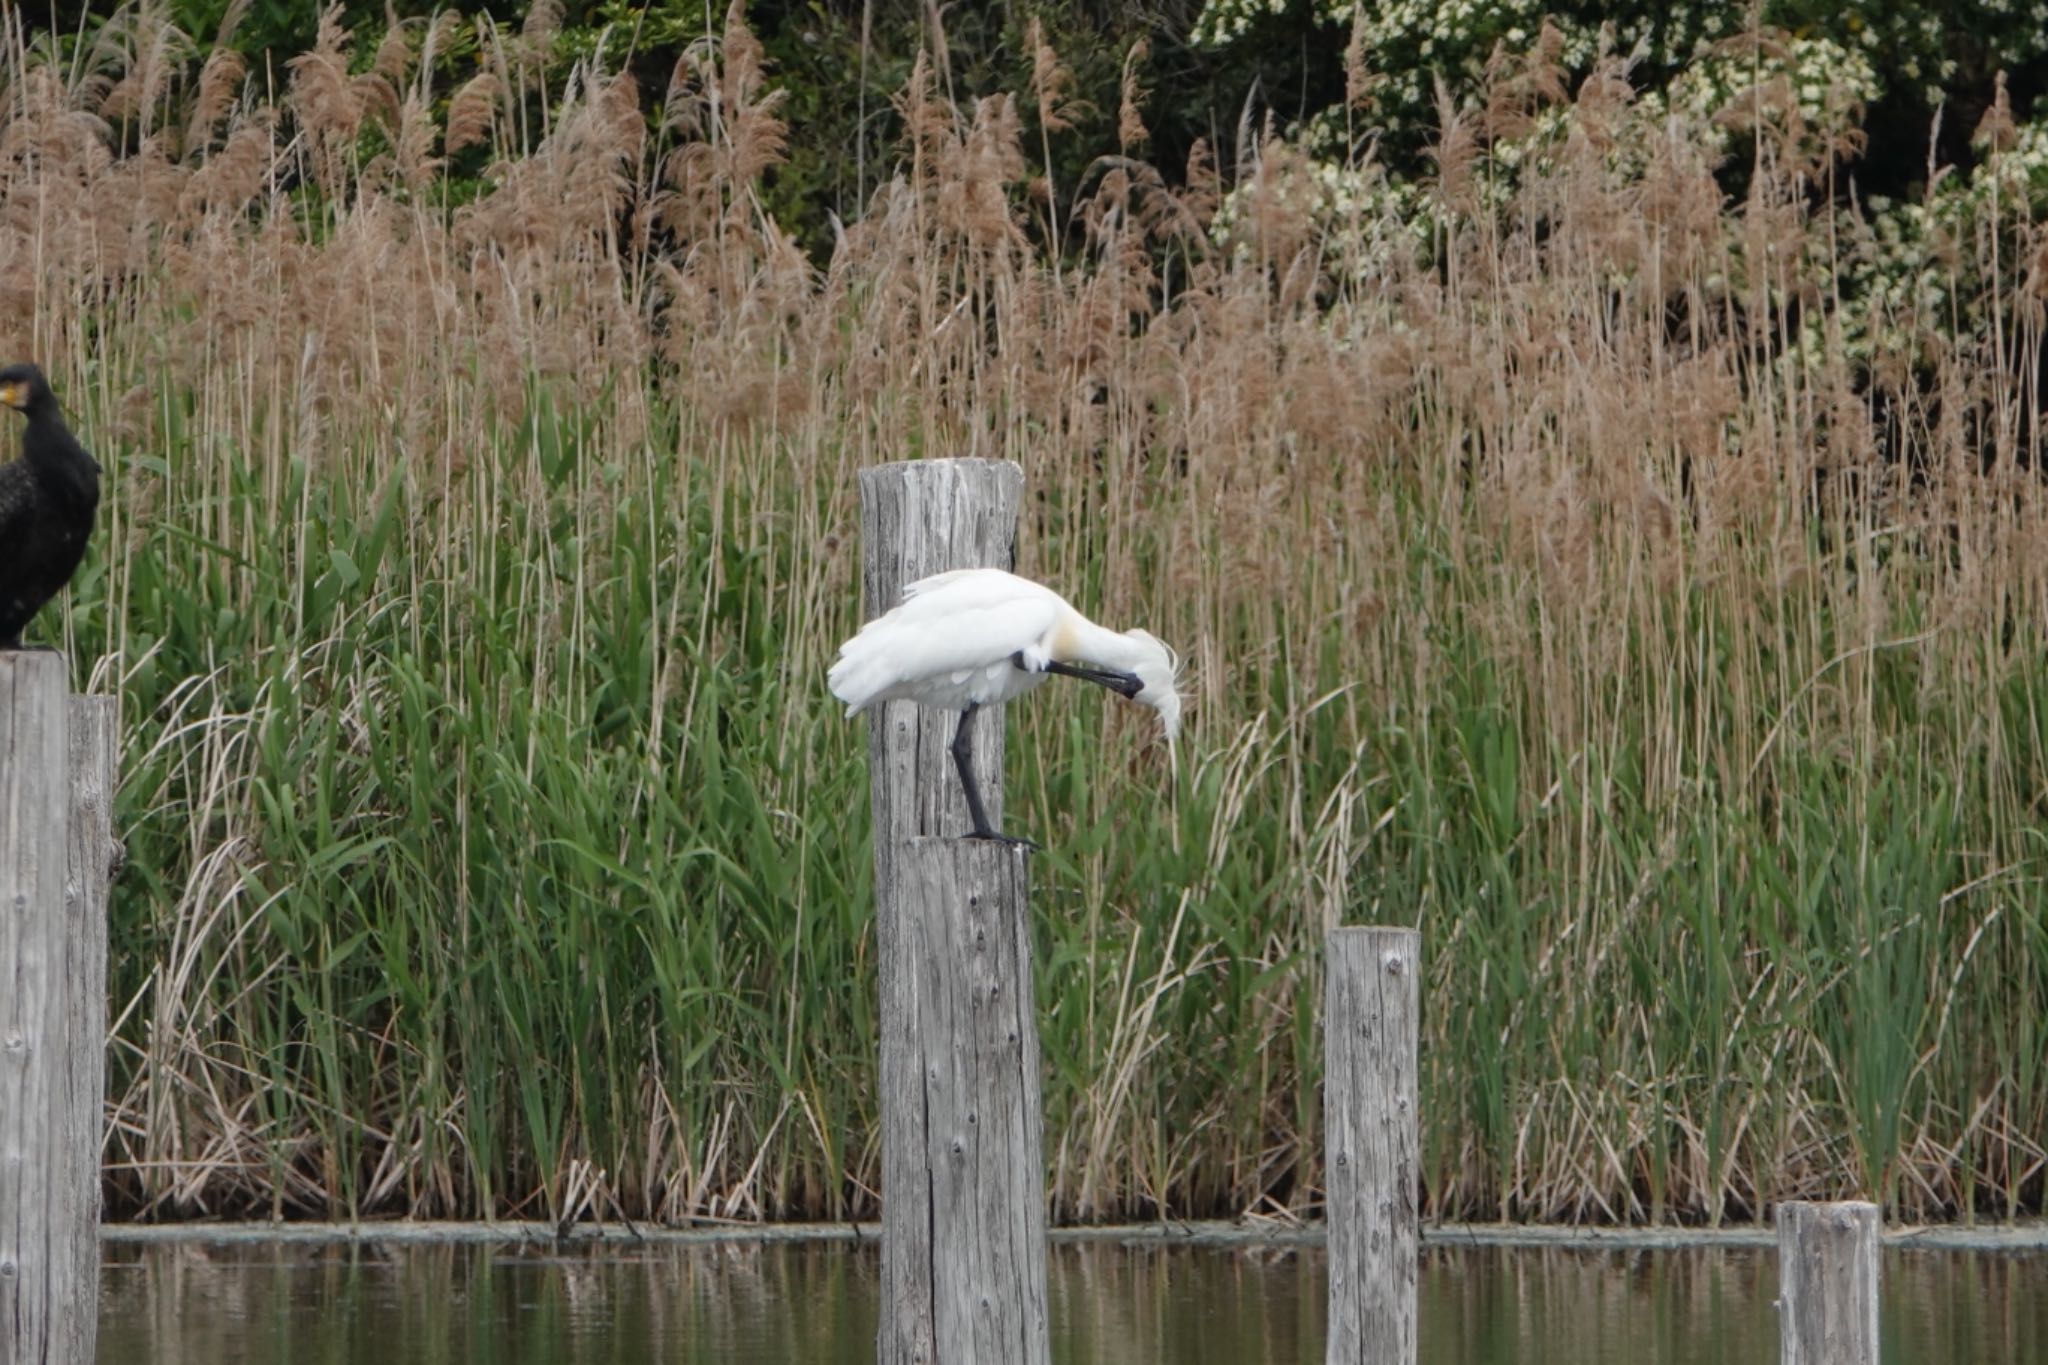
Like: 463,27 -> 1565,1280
3,3 -> 2042,1225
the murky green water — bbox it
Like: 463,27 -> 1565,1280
97,1237 -> 2045,1363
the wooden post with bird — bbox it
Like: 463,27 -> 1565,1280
851,458 -> 1052,1365
1324,925 -> 1421,1365
0,655 -> 118,1365
1776,1200 -> 1880,1365
836,457 -> 1180,1363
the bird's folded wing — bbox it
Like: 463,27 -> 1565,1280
828,579 -> 1062,710
0,463 -> 31,543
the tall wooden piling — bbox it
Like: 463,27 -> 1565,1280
62,696 -> 118,1364
877,839 -> 1048,1365
1776,1200 -> 1880,1365
856,459 -> 1048,1365
1323,925 -> 1420,1365
1,655 -> 115,1365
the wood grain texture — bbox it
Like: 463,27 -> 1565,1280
55,697 -> 115,1365
0,655 -> 78,1365
1323,926 -> 1420,1365
858,459 -> 1044,1365
877,839 -> 1047,1365
1776,1201 -> 1880,1365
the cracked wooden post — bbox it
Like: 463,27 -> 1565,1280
63,695 -> 118,1362
2,656 -> 117,1365
1776,1200 -> 1880,1365
858,460 -> 1048,1365
1324,925 -> 1420,1365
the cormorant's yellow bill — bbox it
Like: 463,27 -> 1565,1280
0,381 -> 25,409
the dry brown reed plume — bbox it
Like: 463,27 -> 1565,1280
2,0 -> 2042,1224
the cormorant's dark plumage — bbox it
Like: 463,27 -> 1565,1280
0,363 -> 99,649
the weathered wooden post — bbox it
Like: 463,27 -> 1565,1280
1,655 -> 116,1365
64,696 -> 118,1358
858,459 -> 1050,1365
1323,925 -> 1420,1365
1776,1200 -> 1880,1365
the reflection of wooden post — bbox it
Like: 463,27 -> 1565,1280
857,459 -> 1047,1365
1,656 -> 117,1365
1324,926 -> 1420,1365
1776,1200 -> 1880,1365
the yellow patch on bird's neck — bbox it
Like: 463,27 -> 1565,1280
1049,613 -> 1084,663
0,382 -> 21,409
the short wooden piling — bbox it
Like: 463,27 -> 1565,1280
1323,926 -> 1420,1365
857,458 -> 1047,1365
1,655 -> 115,1365
1776,1200 -> 1880,1365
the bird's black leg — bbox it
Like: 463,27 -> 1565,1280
951,703 -> 1034,849
950,704 -> 993,836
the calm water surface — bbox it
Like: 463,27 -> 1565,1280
98,1237 -> 2045,1363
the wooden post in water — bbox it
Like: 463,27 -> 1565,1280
879,839 -> 1048,1365
1776,1200 -> 1880,1365
1323,925 -> 1420,1365
63,695 -> 118,1362
1,656 -> 117,1365
858,459 -> 1049,1365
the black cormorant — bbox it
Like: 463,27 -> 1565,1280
0,363 -> 100,650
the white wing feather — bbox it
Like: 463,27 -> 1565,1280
827,568 -> 1068,713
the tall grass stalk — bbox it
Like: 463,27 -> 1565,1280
2,5 -> 2040,1223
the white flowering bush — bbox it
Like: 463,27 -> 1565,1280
1653,35 -> 1880,153
1808,113 -> 2048,369
1210,125 -> 1441,276
1202,2 -> 2048,424
1213,26 -> 1880,275
1192,1 -> 2048,134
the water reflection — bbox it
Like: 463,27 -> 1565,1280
98,1235 -> 2046,1364
1051,1241 -> 1322,1364
100,1239 -> 879,1365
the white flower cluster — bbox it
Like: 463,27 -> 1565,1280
1638,34 -> 1880,168
1209,121 -> 1440,275
1662,36 -> 1879,126
1199,5 -> 2048,378
1194,0 -> 1719,121
1192,0 -> 2048,121
1816,119 -> 2048,364
1191,0 -> 1302,46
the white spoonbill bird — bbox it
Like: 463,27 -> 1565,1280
828,567 -> 1182,844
